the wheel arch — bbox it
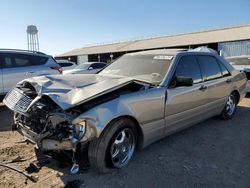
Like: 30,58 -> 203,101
231,90 -> 240,104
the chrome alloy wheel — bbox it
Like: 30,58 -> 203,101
110,128 -> 136,168
226,94 -> 236,116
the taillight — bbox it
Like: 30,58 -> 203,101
51,66 -> 63,74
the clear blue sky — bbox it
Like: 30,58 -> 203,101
0,0 -> 249,56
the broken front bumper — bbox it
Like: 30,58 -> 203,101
15,122 -> 74,151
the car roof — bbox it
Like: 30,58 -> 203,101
127,47 -> 220,56
0,49 -> 48,57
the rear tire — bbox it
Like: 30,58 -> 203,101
88,118 -> 137,173
220,92 -> 237,120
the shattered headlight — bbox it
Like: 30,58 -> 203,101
72,120 -> 86,144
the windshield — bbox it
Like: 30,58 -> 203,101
228,57 -> 250,65
99,54 -> 173,84
74,63 -> 90,70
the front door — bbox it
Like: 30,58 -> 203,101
197,55 -> 232,114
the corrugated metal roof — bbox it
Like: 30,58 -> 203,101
57,25 -> 250,57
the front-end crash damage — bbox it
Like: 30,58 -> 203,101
12,93 -> 87,151
3,75 -> 148,172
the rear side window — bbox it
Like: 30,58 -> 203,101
90,63 -> 106,69
59,62 -> 73,67
175,55 -> 202,84
197,56 -> 222,81
1,53 -> 48,68
30,55 -> 48,66
218,61 -> 231,77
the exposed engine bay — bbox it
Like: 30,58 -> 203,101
11,82 -> 83,150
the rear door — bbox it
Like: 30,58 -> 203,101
197,55 -> 232,114
22,54 -> 50,77
165,55 -> 208,133
2,53 -> 48,93
2,53 -> 29,93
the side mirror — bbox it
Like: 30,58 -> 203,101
174,76 -> 193,87
88,67 -> 94,70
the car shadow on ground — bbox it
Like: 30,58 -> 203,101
31,104 -> 250,187
0,104 -> 13,131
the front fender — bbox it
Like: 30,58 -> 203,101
71,97 -> 138,140
72,87 -> 166,145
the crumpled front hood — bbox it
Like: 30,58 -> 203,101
22,74 -> 134,110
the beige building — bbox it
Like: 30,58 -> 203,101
56,25 -> 250,64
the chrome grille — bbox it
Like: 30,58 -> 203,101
3,88 -> 33,114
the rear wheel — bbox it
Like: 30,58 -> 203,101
88,118 -> 137,173
220,92 -> 237,120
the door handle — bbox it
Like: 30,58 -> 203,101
226,78 -> 232,83
199,85 -> 207,91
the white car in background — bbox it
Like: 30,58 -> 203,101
63,62 -> 106,75
0,49 -> 62,99
56,60 -> 77,70
226,55 -> 250,92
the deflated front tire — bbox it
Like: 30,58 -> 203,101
88,118 -> 137,173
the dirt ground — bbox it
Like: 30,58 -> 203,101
0,96 -> 250,188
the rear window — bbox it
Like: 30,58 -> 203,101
0,53 -> 48,68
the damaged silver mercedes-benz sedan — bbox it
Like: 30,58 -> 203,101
3,48 -> 247,172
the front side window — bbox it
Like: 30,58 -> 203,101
197,56 -> 222,81
0,57 -> 3,68
175,55 -> 202,84
4,57 -> 12,68
15,57 -> 30,66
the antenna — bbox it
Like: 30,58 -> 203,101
27,25 -> 39,51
